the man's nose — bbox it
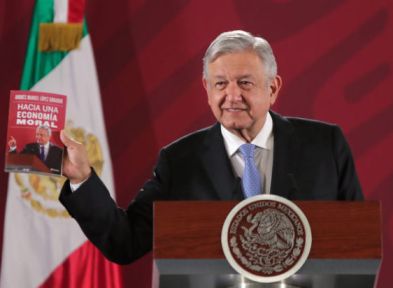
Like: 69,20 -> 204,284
225,82 -> 242,102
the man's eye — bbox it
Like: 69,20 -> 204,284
215,81 -> 227,89
239,80 -> 253,87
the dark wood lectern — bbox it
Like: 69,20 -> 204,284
5,153 -> 50,174
154,201 -> 381,288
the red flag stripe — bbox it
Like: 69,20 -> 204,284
68,0 -> 85,23
39,241 -> 123,288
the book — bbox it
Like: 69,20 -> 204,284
4,90 -> 67,176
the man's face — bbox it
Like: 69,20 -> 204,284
36,128 -> 50,145
203,51 -> 281,141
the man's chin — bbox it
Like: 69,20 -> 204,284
221,121 -> 251,132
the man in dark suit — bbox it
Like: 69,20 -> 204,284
9,125 -> 63,173
59,30 -> 363,265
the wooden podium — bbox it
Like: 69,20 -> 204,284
154,201 -> 381,288
5,153 -> 50,174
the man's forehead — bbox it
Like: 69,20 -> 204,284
36,129 -> 49,135
210,50 -> 261,64
207,52 -> 263,73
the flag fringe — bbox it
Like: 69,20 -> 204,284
39,23 -> 83,52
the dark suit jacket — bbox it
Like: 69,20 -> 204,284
20,142 -> 63,173
60,111 -> 363,264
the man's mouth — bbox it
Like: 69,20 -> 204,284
222,107 -> 247,112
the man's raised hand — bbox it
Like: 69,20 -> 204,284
60,130 -> 92,184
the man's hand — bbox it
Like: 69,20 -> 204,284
8,136 -> 16,149
60,130 -> 92,184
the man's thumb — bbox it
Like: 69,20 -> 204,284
60,130 -> 74,147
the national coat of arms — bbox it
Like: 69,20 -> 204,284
222,195 -> 312,283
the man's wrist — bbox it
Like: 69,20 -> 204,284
70,179 -> 87,192
69,168 -> 92,192
69,167 -> 92,184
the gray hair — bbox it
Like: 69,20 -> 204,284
202,30 -> 277,80
36,124 -> 52,136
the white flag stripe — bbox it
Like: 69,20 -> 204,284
54,0 -> 69,23
32,35 -> 114,195
0,179 -> 86,288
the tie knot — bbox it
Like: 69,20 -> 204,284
239,143 -> 256,159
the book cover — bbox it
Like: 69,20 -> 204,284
5,90 -> 67,176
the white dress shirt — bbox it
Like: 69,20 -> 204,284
221,113 -> 274,194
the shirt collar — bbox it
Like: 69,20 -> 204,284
40,142 -> 50,149
221,112 -> 274,157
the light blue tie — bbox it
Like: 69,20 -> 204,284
239,144 -> 262,198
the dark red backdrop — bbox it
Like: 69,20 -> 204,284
1,0 -> 392,287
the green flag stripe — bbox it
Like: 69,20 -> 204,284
21,0 -> 88,90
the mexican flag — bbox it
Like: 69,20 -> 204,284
0,0 -> 122,287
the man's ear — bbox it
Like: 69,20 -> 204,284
203,77 -> 213,106
269,75 -> 282,105
202,77 -> 208,91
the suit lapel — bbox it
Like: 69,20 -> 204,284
200,124 -> 243,200
33,143 -> 40,157
46,144 -> 53,160
270,111 -> 300,200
